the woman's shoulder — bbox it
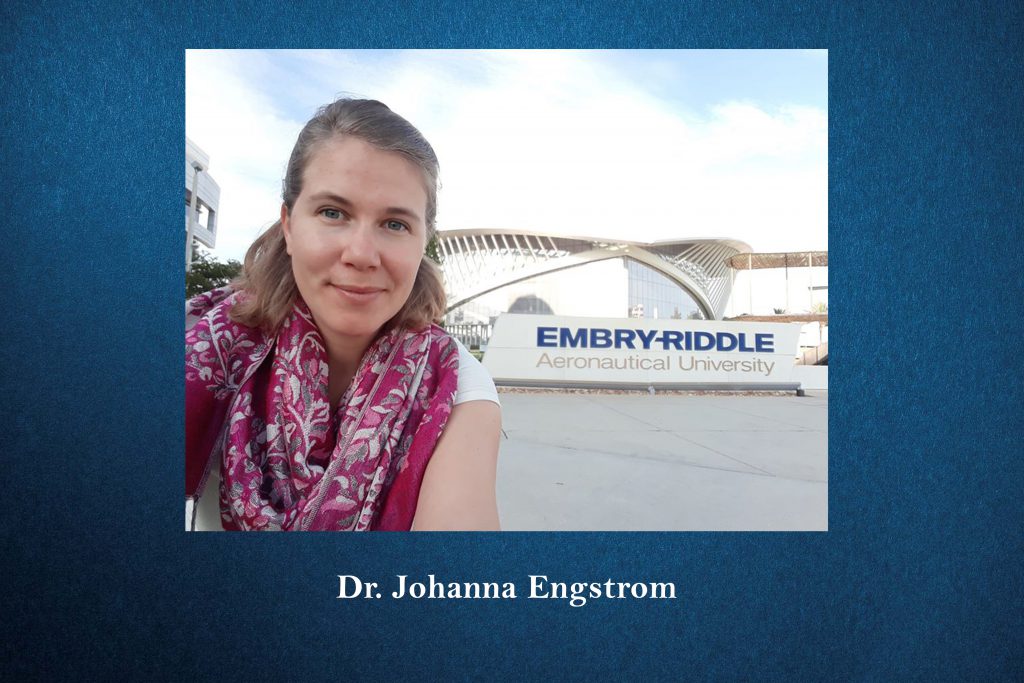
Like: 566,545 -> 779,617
187,285 -> 235,330
450,337 -> 500,407
186,287 -> 273,396
186,286 -> 258,335
186,287 -> 269,361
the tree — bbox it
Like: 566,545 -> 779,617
424,234 -> 447,328
186,243 -> 242,299
425,233 -> 442,264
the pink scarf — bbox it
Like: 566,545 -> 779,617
185,286 -> 458,531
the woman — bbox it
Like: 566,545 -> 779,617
185,98 -> 501,531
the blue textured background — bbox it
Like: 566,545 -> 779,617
3,1 -> 1022,680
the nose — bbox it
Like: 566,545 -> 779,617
342,223 -> 381,270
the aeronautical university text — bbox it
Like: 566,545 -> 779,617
534,326 -> 780,376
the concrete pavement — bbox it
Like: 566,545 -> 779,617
495,390 -> 828,531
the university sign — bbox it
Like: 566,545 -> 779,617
482,314 -> 805,390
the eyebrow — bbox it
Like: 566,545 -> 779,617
306,191 -> 423,222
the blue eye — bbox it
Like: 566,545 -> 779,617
385,220 -> 409,232
320,208 -> 344,220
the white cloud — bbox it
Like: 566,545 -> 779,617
186,50 -> 827,262
186,51 -> 302,260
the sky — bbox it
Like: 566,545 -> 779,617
186,49 -> 827,263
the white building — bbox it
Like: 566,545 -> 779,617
185,137 -> 220,267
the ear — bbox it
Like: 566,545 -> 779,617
280,203 -> 292,255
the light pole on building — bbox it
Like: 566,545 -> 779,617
186,161 -> 203,271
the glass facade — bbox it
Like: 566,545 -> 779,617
625,259 -> 706,321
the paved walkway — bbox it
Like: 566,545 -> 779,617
495,390 -> 828,531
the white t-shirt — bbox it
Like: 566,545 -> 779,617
188,337 -> 498,530
453,339 -> 500,406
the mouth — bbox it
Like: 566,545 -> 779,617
330,284 -> 386,304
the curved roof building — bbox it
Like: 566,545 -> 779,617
437,229 -> 752,334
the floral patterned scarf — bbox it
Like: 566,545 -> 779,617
185,287 -> 459,531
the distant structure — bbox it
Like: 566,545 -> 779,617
723,251 -> 828,318
437,229 -> 749,348
185,137 -> 221,270
723,251 -> 829,365
435,229 -> 827,362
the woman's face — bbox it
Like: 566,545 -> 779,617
282,136 -> 429,349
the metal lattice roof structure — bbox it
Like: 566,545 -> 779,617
726,251 -> 828,270
437,229 -> 751,320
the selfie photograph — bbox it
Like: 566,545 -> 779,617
185,49 -> 828,532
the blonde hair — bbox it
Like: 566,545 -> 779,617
230,98 -> 446,333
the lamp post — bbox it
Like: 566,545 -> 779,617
186,161 -> 203,271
